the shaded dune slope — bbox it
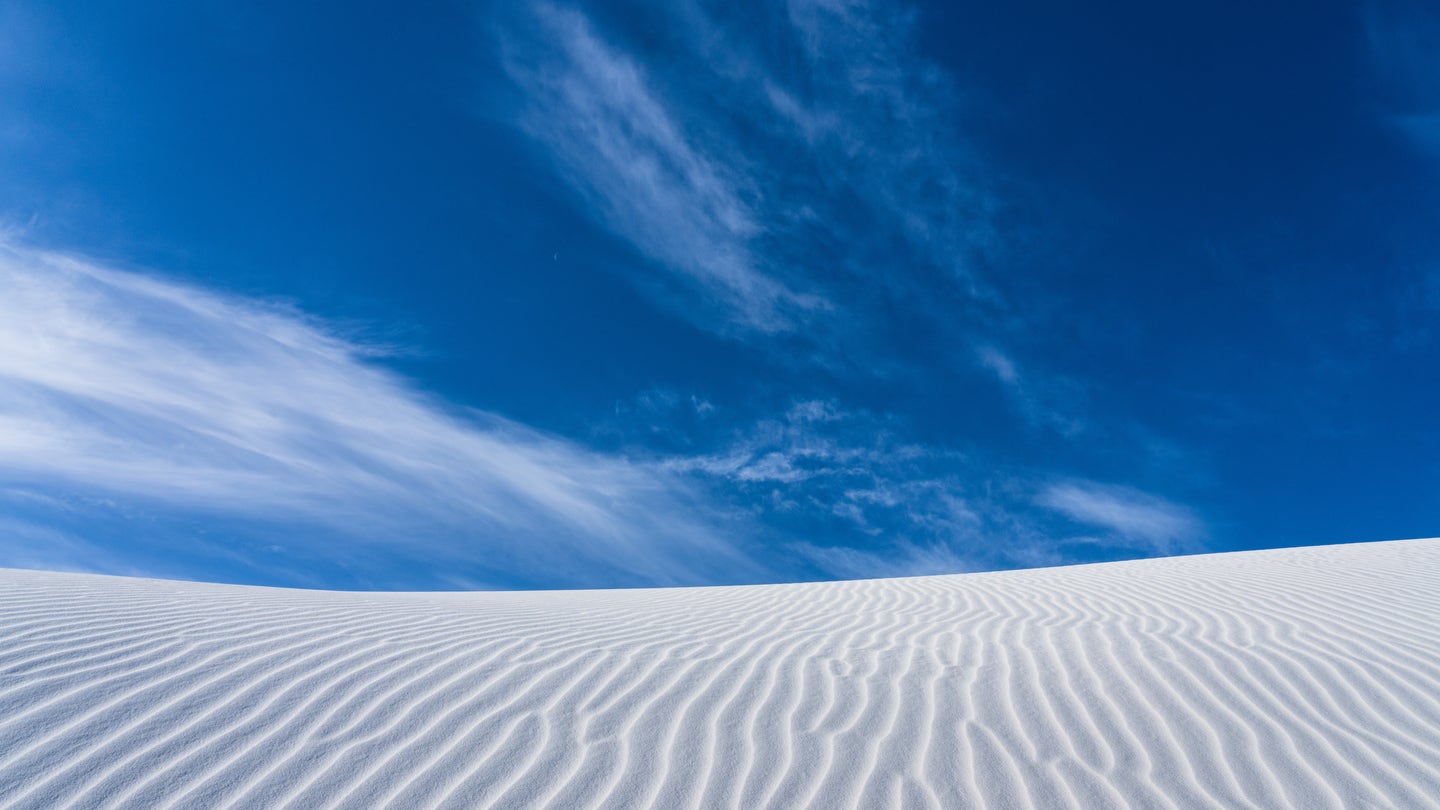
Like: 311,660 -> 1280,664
2,539 -> 1438,808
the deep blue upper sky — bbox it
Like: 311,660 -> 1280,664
1,0 -> 1437,589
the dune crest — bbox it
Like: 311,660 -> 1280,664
2,539 -> 1439,808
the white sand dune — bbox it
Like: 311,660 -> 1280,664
1,539 -> 1438,809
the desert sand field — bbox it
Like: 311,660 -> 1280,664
1,539 -> 1438,808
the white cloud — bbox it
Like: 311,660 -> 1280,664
1037,480 -> 1202,555
662,401 -> 1004,576
664,400 -> 892,486
495,1 -> 1112,452
495,0 -> 997,351
0,242 -> 760,587
498,4 -> 825,335
975,345 -> 1020,386
0,243 -> 1209,587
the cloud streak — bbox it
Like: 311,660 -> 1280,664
496,0 -> 997,355
0,243 -> 760,588
1037,480 -> 1203,556
660,399 -> 1203,577
495,0 -> 1104,458
0,243 -> 1206,588
499,4 -> 825,335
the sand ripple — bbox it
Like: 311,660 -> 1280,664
2,539 -> 1438,808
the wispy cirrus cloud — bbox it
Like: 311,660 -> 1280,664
665,400 -> 980,575
659,399 -> 1202,577
494,0 -> 1128,470
498,4 -> 826,335
0,241 -> 1207,588
0,242 -> 761,588
495,0 -> 998,356
1037,480 -> 1203,556
488,0 -> 1212,581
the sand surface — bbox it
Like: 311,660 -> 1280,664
2,539 -> 1438,808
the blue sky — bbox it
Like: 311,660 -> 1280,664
1,0 -> 1437,589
